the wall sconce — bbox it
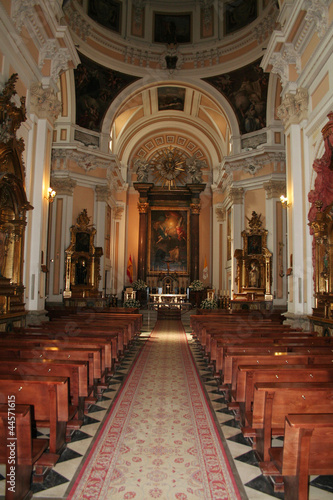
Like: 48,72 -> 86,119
280,195 -> 290,208
46,187 -> 56,203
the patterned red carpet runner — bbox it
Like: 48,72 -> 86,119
68,320 -> 241,499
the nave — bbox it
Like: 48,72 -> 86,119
1,311 -> 333,500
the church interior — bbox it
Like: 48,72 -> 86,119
1,0 -> 333,499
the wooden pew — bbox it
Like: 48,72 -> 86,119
0,404 -> 49,500
268,413 -> 333,500
232,363 -> 333,426
0,374 -> 78,454
245,382 -> 333,464
0,342 -> 102,388
0,334 -> 110,379
0,357 -> 89,419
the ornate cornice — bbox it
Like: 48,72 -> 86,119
277,87 -> 309,128
51,176 -> 77,196
263,180 -> 286,199
30,83 -> 62,120
39,40 -> 73,81
268,43 -> 300,89
95,185 -> 110,202
304,0 -> 330,39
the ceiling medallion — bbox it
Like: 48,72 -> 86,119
150,147 -> 188,190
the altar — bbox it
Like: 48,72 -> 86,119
149,293 -> 190,310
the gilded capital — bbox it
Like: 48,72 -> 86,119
138,202 -> 149,214
190,203 -> 201,214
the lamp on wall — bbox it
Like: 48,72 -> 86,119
46,187 -> 56,203
280,195 -> 290,208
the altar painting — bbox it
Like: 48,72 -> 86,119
149,209 -> 189,273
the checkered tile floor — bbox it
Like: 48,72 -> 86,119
1,310 -> 332,499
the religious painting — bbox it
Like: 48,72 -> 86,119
224,0 -> 257,35
157,87 -> 185,111
203,59 -> 268,134
154,13 -> 191,44
75,232 -> 90,253
247,234 -> 262,255
88,0 -> 122,33
148,209 -> 190,273
74,53 -> 139,132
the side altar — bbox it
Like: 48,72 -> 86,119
63,210 -> 104,307
232,211 -> 273,311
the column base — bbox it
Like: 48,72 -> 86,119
282,311 -> 310,330
26,309 -> 49,325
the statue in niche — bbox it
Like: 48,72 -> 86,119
75,257 -> 88,285
134,158 -> 150,182
186,156 -> 205,183
249,260 -> 259,287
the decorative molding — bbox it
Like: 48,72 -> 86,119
304,0 -> 330,39
95,185 -> 110,202
39,39 -> 72,81
74,130 -> 99,148
269,43 -> 300,88
241,133 -> 267,151
228,187 -> 244,205
64,3 -> 91,41
51,176 -> 77,196
114,206 -> 124,220
215,207 -> 226,222
30,83 -> 62,120
263,180 -> 286,199
277,88 -> 309,128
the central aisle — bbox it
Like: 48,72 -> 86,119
68,320 -> 241,500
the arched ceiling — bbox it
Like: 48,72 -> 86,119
111,82 -> 232,176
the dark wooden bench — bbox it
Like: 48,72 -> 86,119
0,357 -> 89,419
0,374 -> 80,455
0,404 -> 49,499
0,342 -> 103,387
268,413 -> 333,500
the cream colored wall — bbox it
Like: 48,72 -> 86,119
244,189 -> 266,228
72,186 -> 95,225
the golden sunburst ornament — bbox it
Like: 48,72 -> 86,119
150,147 -> 188,189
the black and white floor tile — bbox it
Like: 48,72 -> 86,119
1,310 -> 332,499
